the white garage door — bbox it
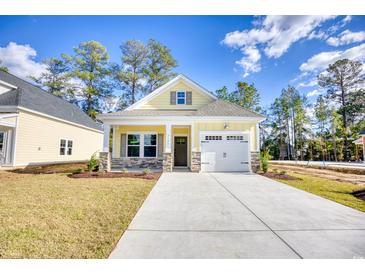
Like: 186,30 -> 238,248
200,132 -> 250,172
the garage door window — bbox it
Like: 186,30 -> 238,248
227,136 -> 244,140
205,136 -> 222,141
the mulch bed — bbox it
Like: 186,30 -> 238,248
352,189 -> 365,201
69,172 -> 162,180
258,171 -> 300,181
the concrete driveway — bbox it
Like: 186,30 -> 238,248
110,173 -> 365,259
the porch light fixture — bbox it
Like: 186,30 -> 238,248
224,123 -> 229,129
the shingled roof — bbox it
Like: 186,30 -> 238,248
0,71 -> 102,131
100,99 -> 264,119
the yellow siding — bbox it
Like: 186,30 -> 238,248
1,116 -> 17,125
113,125 -> 166,158
193,121 -> 257,151
15,110 -> 103,166
139,80 -> 214,110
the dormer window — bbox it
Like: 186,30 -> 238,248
176,91 -> 186,105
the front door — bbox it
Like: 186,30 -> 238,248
174,136 -> 187,166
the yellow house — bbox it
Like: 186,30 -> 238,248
0,71 -> 103,167
97,74 -> 265,172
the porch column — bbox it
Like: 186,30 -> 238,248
165,123 -> 172,153
163,123 -> 172,172
103,124 -> 110,152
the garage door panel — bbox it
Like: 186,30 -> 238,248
201,133 -> 250,172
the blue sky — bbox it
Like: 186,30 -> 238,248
0,16 -> 364,110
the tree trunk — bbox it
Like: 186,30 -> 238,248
340,79 -> 349,161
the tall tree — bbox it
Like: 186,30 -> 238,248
232,82 -> 261,112
144,39 -> 177,93
330,107 -> 342,162
115,40 -> 148,107
215,86 -> 235,102
62,41 -> 113,118
314,95 -> 330,161
30,58 -> 77,102
0,60 -> 9,72
318,59 -> 365,160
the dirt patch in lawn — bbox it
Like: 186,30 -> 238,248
271,163 -> 365,185
352,189 -> 365,201
258,171 -> 300,180
70,172 -> 161,180
11,162 -> 87,174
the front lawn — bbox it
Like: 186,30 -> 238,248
0,171 -> 157,258
265,168 -> 365,213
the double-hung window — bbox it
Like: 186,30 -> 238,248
144,134 -> 157,157
176,91 -> 186,105
127,133 -> 157,158
127,134 -> 140,157
60,139 -> 73,155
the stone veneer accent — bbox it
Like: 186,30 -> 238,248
191,151 -> 201,172
112,157 -> 163,169
251,151 -> 260,173
163,153 -> 172,172
99,152 -> 111,172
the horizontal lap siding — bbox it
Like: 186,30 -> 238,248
139,81 -> 214,110
194,122 -> 257,152
15,110 -> 103,166
113,125 -> 166,158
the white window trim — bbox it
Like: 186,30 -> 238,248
126,132 -> 158,158
176,90 -> 186,105
59,138 -> 73,156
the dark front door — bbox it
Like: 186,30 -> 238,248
174,136 -> 188,166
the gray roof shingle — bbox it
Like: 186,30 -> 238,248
100,99 -> 265,119
0,71 -> 102,131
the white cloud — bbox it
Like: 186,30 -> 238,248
298,78 -> 318,88
307,30 -> 328,40
307,89 -> 322,97
223,16 -> 335,77
300,43 -> 365,72
0,42 -> 46,80
235,46 -> 261,77
327,30 -> 365,46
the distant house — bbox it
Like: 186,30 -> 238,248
0,71 -> 103,167
354,129 -> 365,162
97,74 -> 265,172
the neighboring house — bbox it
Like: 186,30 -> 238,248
353,129 -> 365,162
97,74 -> 265,172
0,71 -> 103,167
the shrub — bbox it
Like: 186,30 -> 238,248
272,168 -> 278,173
87,153 -> 99,172
143,168 -> 151,175
280,170 -> 287,175
72,168 -> 84,175
121,168 -> 128,173
260,150 -> 270,173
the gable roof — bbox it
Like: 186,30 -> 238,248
99,99 -> 265,120
125,74 -> 217,110
0,71 -> 102,131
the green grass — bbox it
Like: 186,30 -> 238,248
0,171 -> 156,258
269,169 -> 365,213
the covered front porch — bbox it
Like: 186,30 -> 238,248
101,122 -> 200,172
0,113 -> 17,166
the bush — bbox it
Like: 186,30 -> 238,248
121,168 -> 128,173
87,153 -> 99,172
72,168 -> 84,175
280,170 -> 287,175
260,150 -> 270,173
143,168 -> 151,175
